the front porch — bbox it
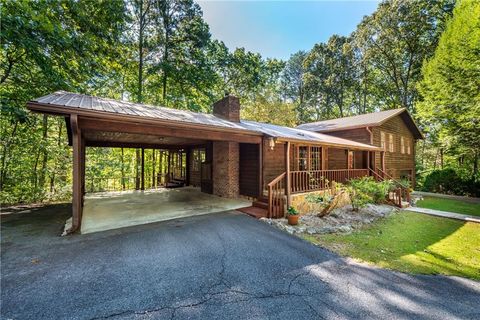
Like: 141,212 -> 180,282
259,141 -> 410,218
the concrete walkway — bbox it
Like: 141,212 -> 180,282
407,206 -> 480,223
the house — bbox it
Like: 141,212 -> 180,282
297,109 -> 423,185
27,92 -> 422,233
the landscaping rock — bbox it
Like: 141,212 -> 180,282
261,204 -> 398,236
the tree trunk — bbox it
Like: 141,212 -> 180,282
137,0 -> 145,104
152,149 -> 156,188
50,119 -> 63,193
38,115 -> 49,193
135,148 -> 140,190
0,120 -> 18,189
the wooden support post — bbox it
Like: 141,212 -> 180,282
185,148 -> 191,186
141,147 -> 145,190
258,140 -> 263,197
285,142 -> 291,209
322,147 -> 328,170
70,115 -> 84,233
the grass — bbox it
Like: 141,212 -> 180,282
303,211 -> 480,280
415,196 -> 480,216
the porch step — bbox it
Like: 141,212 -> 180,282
252,198 -> 269,210
237,206 -> 268,219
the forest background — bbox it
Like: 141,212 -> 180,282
1,0 -> 479,204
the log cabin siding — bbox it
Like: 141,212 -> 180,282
263,140 -> 285,189
372,116 -> 415,181
328,148 -> 348,169
322,128 -> 372,145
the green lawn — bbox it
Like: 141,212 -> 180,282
416,196 -> 480,216
303,211 -> 480,280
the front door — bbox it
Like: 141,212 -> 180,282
239,143 -> 260,197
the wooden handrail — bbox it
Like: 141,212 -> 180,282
267,172 -> 286,187
369,168 -> 410,207
267,172 -> 286,218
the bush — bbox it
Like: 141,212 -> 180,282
422,169 -> 480,197
345,177 -> 393,211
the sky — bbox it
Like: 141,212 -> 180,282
198,0 -> 380,60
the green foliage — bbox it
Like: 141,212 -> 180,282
417,0 -> 480,179
422,169 -> 480,197
287,206 -> 299,216
345,177 -> 393,211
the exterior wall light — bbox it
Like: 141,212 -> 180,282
268,137 -> 276,150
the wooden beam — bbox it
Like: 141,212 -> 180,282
258,140 -> 263,197
70,114 -> 83,233
141,148 -> 145,190
285,141 -> 291,209
77,117 -> 262,144
186,148 -> 191,186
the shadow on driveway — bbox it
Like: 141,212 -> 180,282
1,204 -> 479,319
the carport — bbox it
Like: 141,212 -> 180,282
27,91 -> 263,234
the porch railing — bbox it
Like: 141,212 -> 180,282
290,169 -> 369,194
267,172 -> 286,218
371,168 -> 411,207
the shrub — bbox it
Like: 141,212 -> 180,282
345,177 -> 393,211
422,169 -> 480,196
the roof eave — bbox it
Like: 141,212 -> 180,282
275,137 -> 382,151
26,101 -> 264,137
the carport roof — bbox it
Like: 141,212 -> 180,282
27,91 -> 381,151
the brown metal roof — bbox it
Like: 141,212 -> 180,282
241,120 -> 380,151
27,91 -> 382,150
297,108 -> 423,139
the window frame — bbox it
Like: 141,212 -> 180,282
388,133 -> 394,153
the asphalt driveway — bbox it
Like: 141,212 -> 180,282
1,204 -> 479,320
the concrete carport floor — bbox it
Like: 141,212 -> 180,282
79,186 -> 251,234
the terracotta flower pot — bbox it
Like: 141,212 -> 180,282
287,215 -> 299,225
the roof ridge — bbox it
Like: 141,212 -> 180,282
298,108 -> 406,127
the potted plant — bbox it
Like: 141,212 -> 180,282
287,206 -> 299,225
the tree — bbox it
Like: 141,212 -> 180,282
281,51 -> 308,123
303,36 -> 356,120
417,0 -> 480,177
354,0 -> 454,111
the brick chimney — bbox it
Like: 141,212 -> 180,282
213,94 -> 240,122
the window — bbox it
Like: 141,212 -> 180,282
407,139 -> 411,155
298,146 -> 308,170
388,134 -> 394,152
380,131 -> 386,150
400,136 -> 405,154
293,145 -> 323,171
311,146 -> 321,170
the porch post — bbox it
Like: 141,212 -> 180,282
186,148 -> 191,186
322,147 -> 328,170
141,148 -> 145,190
285,141 -> 291,208
70,114 -> 84,233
